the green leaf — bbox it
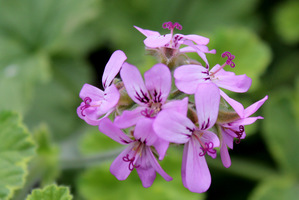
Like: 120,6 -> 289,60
249,176 -> 299,200
77,148 -> 205,200
33,125 -> 59,186
26,184 -> 72,200
263,88 -> 299,176
0,111 -> 35,200
24,57 -> 93,140
205,27 -> 272,91
0,53 -> 51,113
273,1 -> 299,44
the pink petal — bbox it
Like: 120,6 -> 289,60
232,116 -> 264,126
134,26 -> 161,37
200,130 -> 220,158
182,34 -> 210,45
221,127 -> 234,149
146,147 -> 172,182
153,110 -> 194,144
114,106 -> 145,128
182,40 -> 209,65
220,142 -> 231,168
174,65 -> 209,94
120,62 -> 150,105
102,84 -> 120,110
210,64 -> 252,93
195,82 -> 220,130
102,50 -> 127,88
152,137 -> 169,160
180,45 -> 216,54
144,63 -> 171,103
244,95 -> 268,118
134,118 -> 157,146
77,84 -> 119,126
144,34 -> 172,48
181,140 -> 211,193
220,90 -> 245,118
136,161 -> 156,188
162,97 -> 189,116
98,118 -> 133,144
79,83 -> 104,100
110,144 -> 135,180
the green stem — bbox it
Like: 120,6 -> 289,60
59,148 -> 124,170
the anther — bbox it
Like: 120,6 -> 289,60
80,97 -> 92,116
122,154 -> 140,171
199,142 -> 216,156
221,51 -> 235,68
162,22 -> 182,30
234,125 -> 245,144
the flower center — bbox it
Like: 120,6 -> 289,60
162,21 -> 183,48
193,130 -> 217,157
141,101 -> 162,118
210,51 -> 236,77
80,97 -> 102,116
122,141 -> 144,171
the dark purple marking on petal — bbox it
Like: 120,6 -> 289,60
199,142 -> 217,156
122,154 -> 140,171
201,118 -> 210,130
221,51 -> 235,68
141,108 -> 155,118
120,138 -> 131,144
153,90 -> 162,103
135,90 -> 150,104
234,125 -> 245,144
186,127 -> 194,133
103,78 -> 108,88
80,97 -> 92,116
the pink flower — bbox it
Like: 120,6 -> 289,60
174,51 -> 252,108
218,93 -> 268,168
77,50 -> 127,125
114,62 -> 188,159
99,118 -> 172,188
134,22 -> 215,65
153,83 -> 220,193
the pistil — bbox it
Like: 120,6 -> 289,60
210,51 -> 235,77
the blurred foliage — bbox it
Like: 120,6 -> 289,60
25,184 -> 73,200
0,111 -> 35,200
0,0 -> 299,199
77,148 -> 204,200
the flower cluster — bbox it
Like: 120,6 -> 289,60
77,22 -> 268,193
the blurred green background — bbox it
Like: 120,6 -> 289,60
0,0 -> 299,199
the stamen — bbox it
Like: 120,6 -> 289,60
221,51 -> 235,68
162,22 -> 182,30
209,51 -> 236,76
122,154 -> 140,171
199,142 -> 217,156
80,97 -> 92,116
234,125 -> 245,144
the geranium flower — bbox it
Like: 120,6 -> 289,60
77,50 -> 127,125
134,22 -> 215,66
153,83 -> 220,193
99,118 -> 172,188
174,51 -> 252,109
218,93 -> 268,168
114,62 -> 188,159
